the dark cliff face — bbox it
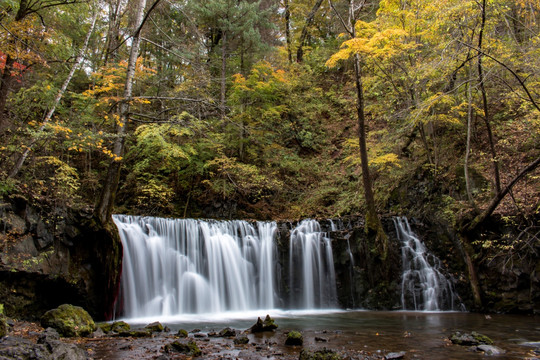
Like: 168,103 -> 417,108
0,196 -> 122,321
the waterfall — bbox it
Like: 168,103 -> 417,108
289,219 -> 338,309
113,215 -> 277,318
394,217 -> 461,311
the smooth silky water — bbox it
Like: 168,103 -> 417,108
112,215 -> 539,359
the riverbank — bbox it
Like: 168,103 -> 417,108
2,311 -> 539,360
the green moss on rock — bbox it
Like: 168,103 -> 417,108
98,320 -> 130,334
40,304 -> 96,337
164,340 -> 202,356
177,329 -> 188,338
0,315 -> 8,338
234,335 -> 249,345
299,348 -> 343,360
145,321 -> 164,332
285,330 -> 303,346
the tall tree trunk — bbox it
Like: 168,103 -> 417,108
220,31 -> 227,117
95,0 -> 149,224
284,0 -> 292,63
296,0 -> 324,62
0,55 -> 15,131
8,10 -> 98,178
464,67 -> 475,207
103,0 -> 123,65
477,0 -> 501,194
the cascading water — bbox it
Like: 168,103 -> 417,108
394,217 -> 462,311
289,219 -> 338,309
113,215 -> 277,318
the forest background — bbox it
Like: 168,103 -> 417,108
0,0 -> 539,233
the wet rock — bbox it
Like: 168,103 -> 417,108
38,328 -> 88,360
177,329 -> 188,338
218,327 -> 236,337
450,331 -> 493,346
234,335 -> 249,345
98,320 -> 130,334
163,340 -> 202,357
117,329 -> 153,337
299,348 -> 342,360
0,336 -> 51,359
477,345 -> 506,355
385,351 -> 406,359
250,315 -> 278,333
193,332 -> 206,338
40,304 -> 96,337
315,336 -> 328,342
145,321 -> 164,332
285,330 -> 303,346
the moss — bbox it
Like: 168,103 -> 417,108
0,315 -> 8,338
164,340 -> 202,356
177,329 -> 188,338
299,348 -> 343,360
98,320 -> 130,334
117,329 -> 153,337
218,327 -> 236,337
145,321 -> 164,332
285,330 -> 303,346
40,304 -> 96,337
250,314 -> 278,333
234,335 -> 249,345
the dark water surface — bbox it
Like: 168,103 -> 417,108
119,310 -> 539,359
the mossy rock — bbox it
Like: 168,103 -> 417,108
40,304 -> 96,337
299,348 -> 343,360
145,321 -> 164,332
164,340 -> 202,357
250,314 -> 278,333
450,331 -> 493,346
218,327 -> 236,337
98,321 -> 130,334
117,329 -> 153,337
0,315 -> 8,338
177,329 -> 188,338
234,335 -> 249,345
285,330 -> 303,346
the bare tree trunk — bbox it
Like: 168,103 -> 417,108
8,10 -> 98,178
0,55 -> 15,131
464,68 -> 475,206
296,0 -> 324,62
103,0 -> 123,65
95,0 -> 149,224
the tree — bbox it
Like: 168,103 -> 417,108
95,0 -> 161,224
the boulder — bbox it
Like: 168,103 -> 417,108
40,304 -> 96,337
250,314 -> 278,333
218,327 -> 236,337
285,330 -> 303,346
477,345 -> 506,355
450,331 -> 493,346
98,320 -> 130,334
163,340 -> 202,357
177,329 -> 188,338
145,321 -> 164,332
234,335 -> 249,345
299,348 -> 342,360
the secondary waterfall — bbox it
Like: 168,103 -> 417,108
289,219 -> 337,309
113,215 -> 338,318
394,217 -> 461,311
113,215 -> 277,318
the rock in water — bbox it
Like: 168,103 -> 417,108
299,348 -> 342,360
385,351 -> 406,359
285,331 -> 303,346
450,331 -> 493,346
477,345 -> 506,355
218,327 -> 236,337
145,321 -> 164,332
40,304 -> 96,337
234,335 -> 249,345
250,314 -> 278,333
163,340 -> 202,357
